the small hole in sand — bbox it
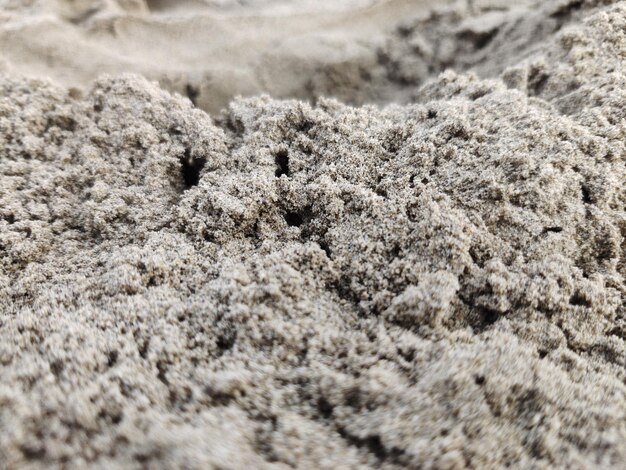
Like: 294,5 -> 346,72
569,292 -> 591,307
217,330 -> 237,351
297,120 -> 314,133
180,149 -> 205,189
275,150 -> 290,177
398,347 -> 415,362
285,211 -> 303,227
317,397 -> 334,418
481,307 -> 500,327
107,350 -> 119,367
50,359 -> 64,378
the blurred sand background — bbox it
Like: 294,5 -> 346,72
0,0 -> 449,112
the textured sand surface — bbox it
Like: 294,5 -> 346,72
1,0 -> 625,468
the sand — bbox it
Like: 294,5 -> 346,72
0,0 -> 446,113
0,0 -> 625,468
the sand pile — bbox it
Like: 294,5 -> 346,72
0,0 -> 625,468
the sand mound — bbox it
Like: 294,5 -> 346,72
0,0 -> 625,468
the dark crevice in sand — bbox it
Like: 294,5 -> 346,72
284,211 -> 303,228
274,149 -> 290,178
180,149 -> 206,189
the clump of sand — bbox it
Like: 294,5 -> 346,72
0,0 -> 625,468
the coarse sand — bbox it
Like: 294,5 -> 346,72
0,0 -> 625,468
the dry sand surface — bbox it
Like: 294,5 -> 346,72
0,0 -> 625,468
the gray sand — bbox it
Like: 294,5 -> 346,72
0,0 -> 625,468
